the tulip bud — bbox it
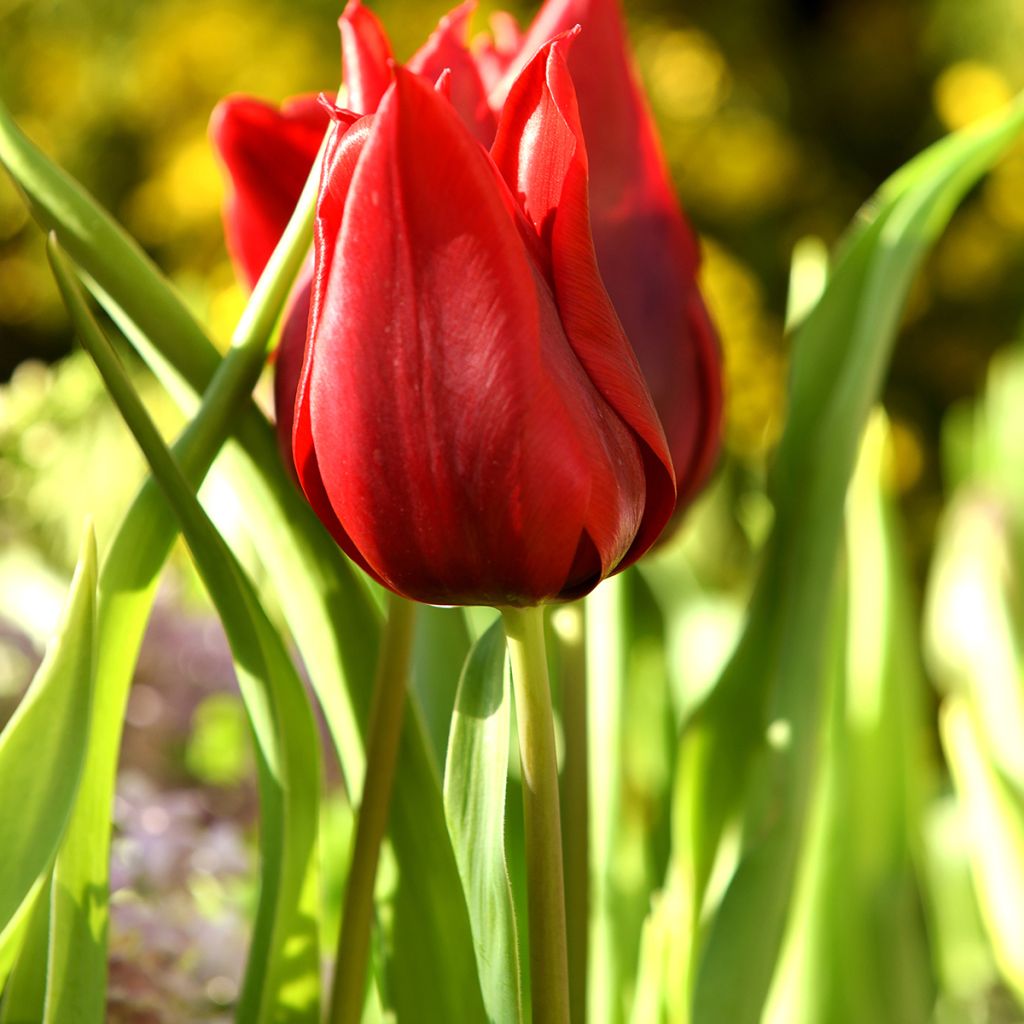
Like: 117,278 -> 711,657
291,42 -> 675,606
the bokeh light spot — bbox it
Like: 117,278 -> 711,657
933,61 -> 1013,131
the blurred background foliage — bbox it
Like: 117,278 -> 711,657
2,0 -> 1024,1021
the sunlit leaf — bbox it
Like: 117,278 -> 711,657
585,572 -> 628,1023
0,98 -> 327,1021
766,417 -> 933,1024
444,621 -> 523,1024
681,98 -> 1024,1024
942,698 -> 1024,1004
414,605 -> 471,772
49,241 -> 322,1023
0,526 -> 96,987
0,872 -> 51,1023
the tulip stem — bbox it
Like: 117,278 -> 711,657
502,605 -> 571,1024
329,593 -> 417,1024
553,605 -> 589,1024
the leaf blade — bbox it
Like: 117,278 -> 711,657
0,526 -> 96,971
685,99 -> 1024,1024
444,622 -> 523,1024
48,241 -> 323,1023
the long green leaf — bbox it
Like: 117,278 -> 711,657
444,622 -> 523,1024
0,526 -> 96,982
39,429 -> 235,1023
765,416 -> 933,1024
941,698 -> 1024,1004
0,88 -> 371,797
0,872 -> 52,1023
32,281 -> 302,1024
0,96 -> 332,1020
682,98 -> 1024,1024
49,240 -> 323,1022
0,89 -> 373,787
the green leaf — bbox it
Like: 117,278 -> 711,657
413,605 -> 471,772
0,82 -> 370,806
681,98 -> 1024,1024
765,414 -> 934,1024
941,698 -> 1024,1004
48,242 -> 322,1023
35,358 -> 272,1024
584,570 -> 673,1024
628,891 -> 672,1024
0,103 -> 348,1020
444,622 -> 523,1024
387,700 -> 489,1024
827,416 -> 933,1023
0,872 -> 52,1023
0,526 -> 96,982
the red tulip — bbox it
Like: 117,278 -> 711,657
210,0 -> 722,547
492,0 -> 722,507
209,94 -> 330,290
292,39 -> 674,605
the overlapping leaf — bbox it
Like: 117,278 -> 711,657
444,622 -> 523,1024
49,242 -> 323,1021
678,99 -> 1024,1024
0,528 -> 95,994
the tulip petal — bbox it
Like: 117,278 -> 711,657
292,114 -> 381,577
339,0 -> 394,114
495,0 -> 722,504
491,34 -> 676,566
493,0 -> 682,227
209,94 -> 329,289
303,68 -> 645,604
408,1 -> 497,146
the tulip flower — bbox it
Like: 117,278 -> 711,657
291,37 -> 674,607
210,0 -> 722,524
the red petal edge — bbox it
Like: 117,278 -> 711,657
491,33 -> 677,570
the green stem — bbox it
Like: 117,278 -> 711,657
503,605 -> 571,1024
584,572 -> 626,1022
329,593 -> 417,1024
553,605 -> 588,1024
